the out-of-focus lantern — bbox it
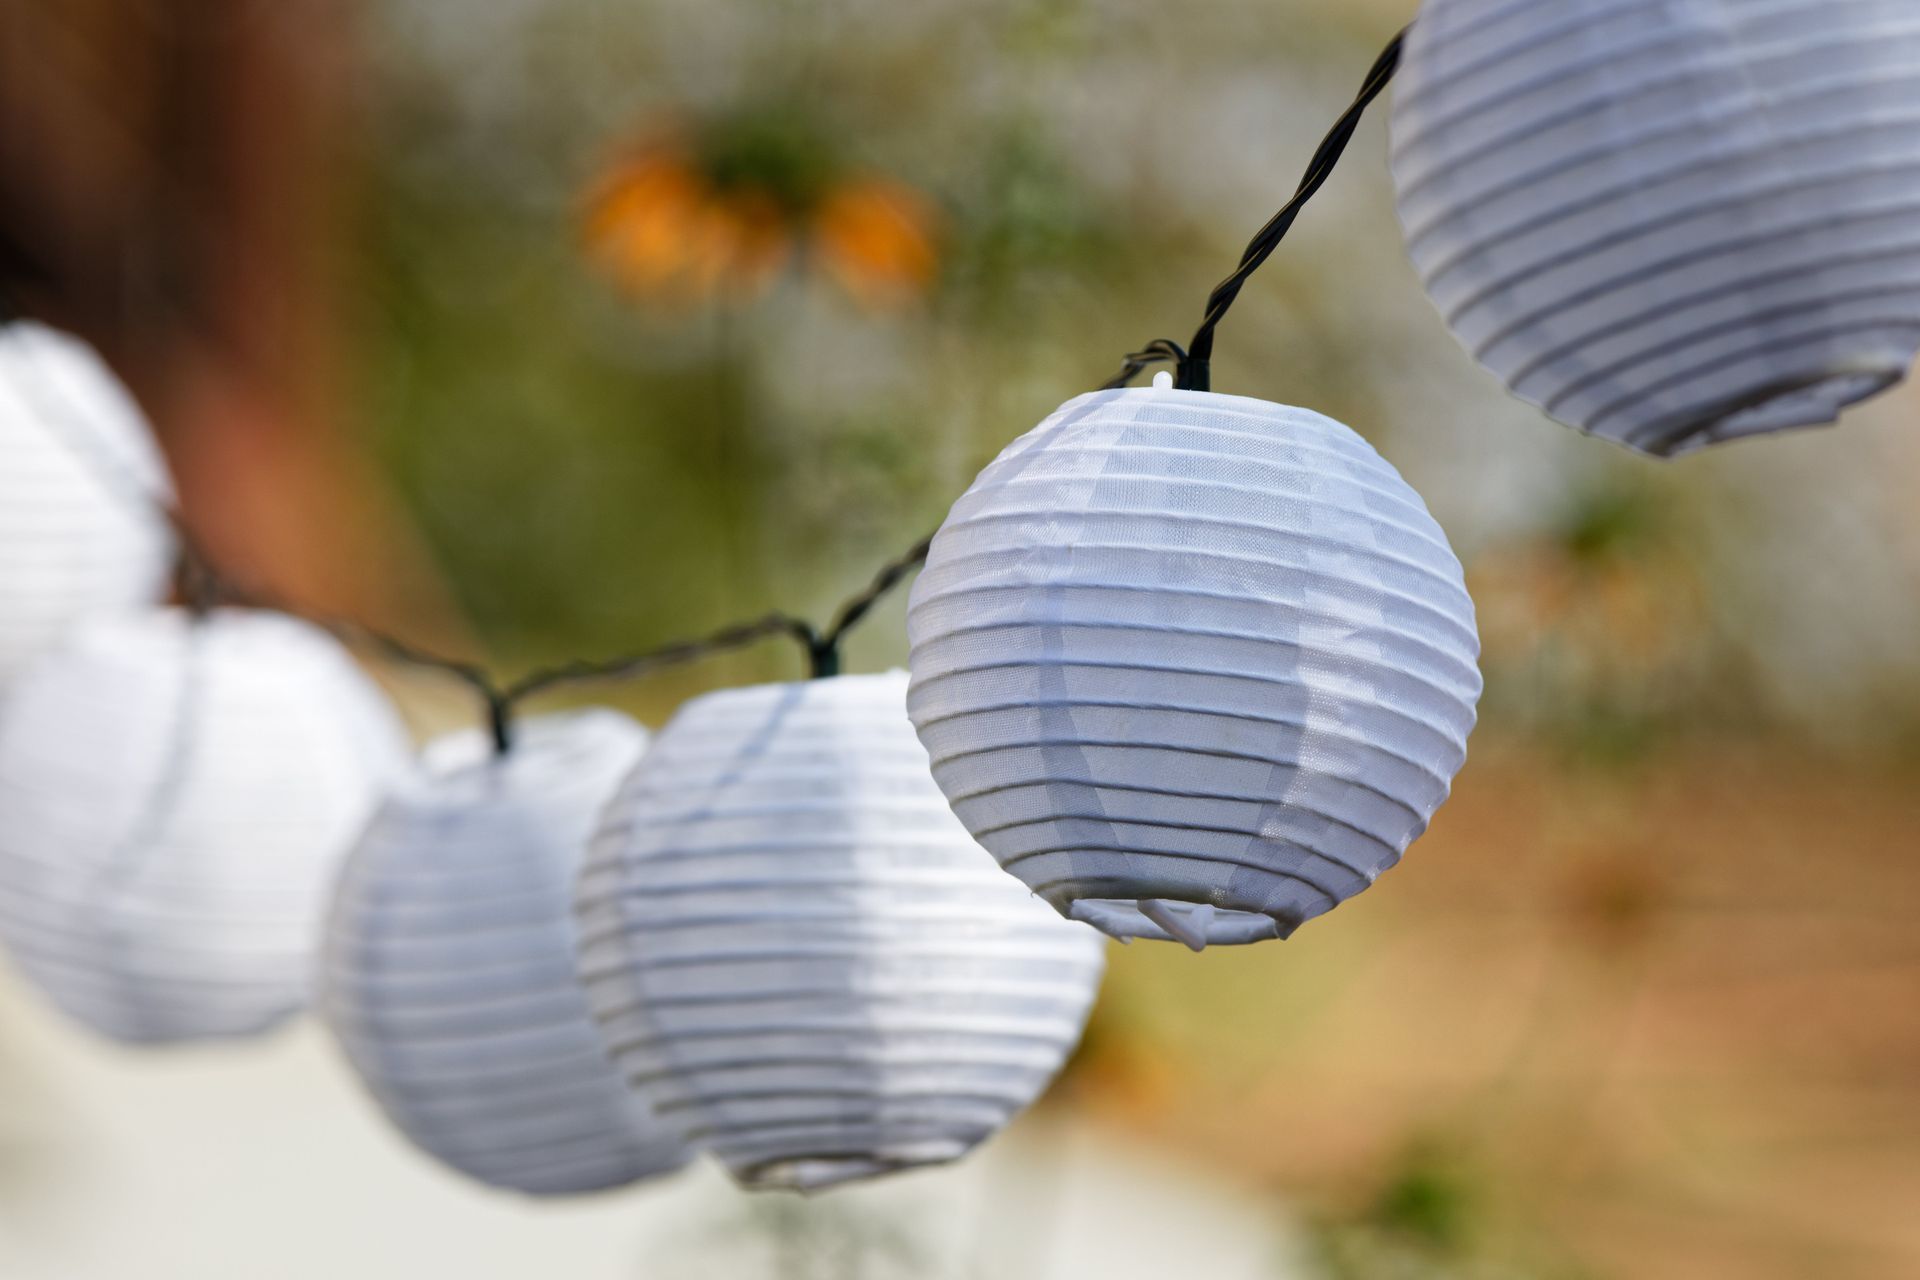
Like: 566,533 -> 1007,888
0,323 -> 175,685
907,388 -> 1481,951
0,609 -> 409,1043
574,672 -> 1106,1193
321,710 -> 691,1196
1391,0 -> 1920,456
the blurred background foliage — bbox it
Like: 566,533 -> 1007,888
5,1 -> 1920,1277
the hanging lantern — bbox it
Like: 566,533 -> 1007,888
574,672 -> 1106,1193
320,710 -> 691,1196
906,387 -> 1482,951
0,322 -> 175,686
0,608 -> 409,1043
1390,0 -> 1920,457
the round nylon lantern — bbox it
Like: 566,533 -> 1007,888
1390,0 -> 1920,457
0,608 -> 409,1043
906,387 -> 1482,951
574,672 -> 1107,1193
0,322 -> 175,685
320,710 -> 691,1196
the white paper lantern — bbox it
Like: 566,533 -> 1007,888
575,672 -> 1107,1193
1390,0 -> 1920,456
0,322 -> 175,684
320,710 -> 691,1196
0,608 -> 409,1043
906,388 -> 1482,951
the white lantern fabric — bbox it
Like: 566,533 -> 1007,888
575,672 -> 1107,1193
1391,0 -> 1920,457
320,710 -> 691,1196
0,608 -> 409,1043
0,322 -> 175,684
906,388 -> 1481,951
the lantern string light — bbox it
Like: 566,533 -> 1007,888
2,29 -> 1402,753
1102,28 -> 1406,394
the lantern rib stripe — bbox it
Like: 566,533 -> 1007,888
936,501 -> 1467,591
974,422 -> 1422,485
1501,243 -> 1920,391
1394,50 -> 1920,206
997,840 -> 1368,887
1447,196 -> 1920,339
1391,15 -> 1908,164
1411,118 -> 1920,276
910,662 -> 1474,764
575,940 -> 1095,979
1392,0 -> 1673,115
597,875 -> 1071,898
656,1088 -> 1037,1118
1467,219 -> 1920,358
600,1022 -> 1087,1059
1543,286 -> 1920,412
919,541 -> 1472,625
968,434 -> 1443,513
1581,318 -> 1920,434
575,835 -> 1007,867
924,720 -> 1457,818
910,687 -> 1475,748
906,619 -> 1482,702
961,809 -> 1395,863
909,578 -> 1479,658
1398,0 -> 1605,62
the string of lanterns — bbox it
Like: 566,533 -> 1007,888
1,0 -> 1916,1202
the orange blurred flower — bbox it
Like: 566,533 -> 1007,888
584,122 -> 937,310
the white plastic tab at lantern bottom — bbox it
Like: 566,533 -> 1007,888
0,608 -> 410,1043
575,672 -> 1107,1193
0,322 -> 175,685
1390,0 -> 1920,456
320,710 -> 691,1196
907,387 -> 1482,951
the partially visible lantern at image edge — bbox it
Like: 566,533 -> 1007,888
320,709 -> 691,1196
0,322 -> 176,688
1391,0 -> 1920,456
574,671 -> 1107,1193
907,387 -> 1482,951
0,609 -> 410,1043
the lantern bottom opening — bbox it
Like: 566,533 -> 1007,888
735,1140 -> 973,1194
1068,897 -> 1291,952
1635,363 -> 1905,458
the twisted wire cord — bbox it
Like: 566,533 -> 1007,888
1105,29 -> 1406,392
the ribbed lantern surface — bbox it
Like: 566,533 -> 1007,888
0,608 -> 409,1042
0,322 -> 175,686
907,388 -> 1481,951
321,710 -> 691,1196
575,672 -> 1107,1193
1391,0 -> 1920,456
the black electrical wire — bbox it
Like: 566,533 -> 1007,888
1104,29 -> 1406,393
